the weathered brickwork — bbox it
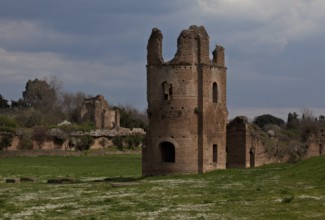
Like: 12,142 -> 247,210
226,116 -> 278,168
226,116 -> 325,168
80,95 -> 120,129
304,131 -> 325,158
143,26 -> 228,175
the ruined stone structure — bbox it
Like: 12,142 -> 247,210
80,95 -> 120,129
226,116 -> 276,168
143,26 -> 228,175
1,127 -> 145,151
304,131 -> 325,159
226,116 -> 325,168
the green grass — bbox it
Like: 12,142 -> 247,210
0,155 -> 141,181
0,155 -> 324,219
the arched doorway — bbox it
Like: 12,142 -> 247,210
249,147 -> 255,168
160,142 -> 175,163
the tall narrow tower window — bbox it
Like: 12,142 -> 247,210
162,81 -> 172,100
320,144 -> 323,155
213,82 -> 218,103
213,144 -> 218,163
249,147 -> 255,168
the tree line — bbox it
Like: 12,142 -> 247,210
0,76 -> 147,129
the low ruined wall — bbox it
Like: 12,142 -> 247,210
1,127 -> 145,151
226,116 -> 323,168
0,149 -> 141,158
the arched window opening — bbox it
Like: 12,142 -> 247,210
160,142 -> 175,163
249,147 -> 255,168
213,82 -> 218,103
162,81 -> 173,100
213,144 -> 218,163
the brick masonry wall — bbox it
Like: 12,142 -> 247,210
144,26 -> 228,175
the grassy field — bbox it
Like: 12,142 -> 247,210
0,154 -> 324,219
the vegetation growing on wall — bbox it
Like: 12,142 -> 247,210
253,114 -> 285,128
253,109 -> 325,161
113,105 -> 148,131
0,133 -> 14,150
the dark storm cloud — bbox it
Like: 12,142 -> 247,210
0,0 -> 325,116
0,0 -> 187,61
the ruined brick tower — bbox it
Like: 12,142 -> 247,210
143,25 -> 228,175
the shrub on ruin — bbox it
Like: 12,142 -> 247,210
300,120 -> 320,142
18,130 -> 34,150
78,121 -> 96,132
0,133 -> 14,150
253,114 -> 285,129
75,135 -> 94,151
112,136 -> 124,150
125,134 -> 144,149
287,141 -> 308,162
58,121 -> 95,133
113,105 -> 148,130
32,127 -> 50,149
0,115 -> 17,128
14,110 -> 44,128
125,135 -> 135,149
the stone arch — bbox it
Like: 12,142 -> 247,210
213,82 -> 218,103
160,141 -> 175,162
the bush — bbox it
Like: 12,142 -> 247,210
57,121 -> 96,133
75,135 -> 94,151
0,126 -> 16,133
14,110 -> 44,128
125,134 -> 144,149
113,106 -> 148,131
33,127 -> 50,149
0,115 -> 17,128
0,133 -> 14,150
253,114 -> 285,128
300,120 -> 320,142
78,121 -> 96,132
112,136 -> 124,150
18,130 -> 34,150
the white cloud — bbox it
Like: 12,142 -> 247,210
0,20 -> 74,49
0,0 -> 325,111
198,0 -> 325,55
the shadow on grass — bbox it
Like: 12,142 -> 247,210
92,176 -> 144,183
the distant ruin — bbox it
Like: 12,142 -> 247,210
80,95 -> 120,129
0,95 -> 147,152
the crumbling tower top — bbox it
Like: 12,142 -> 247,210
147,25 -> 225,67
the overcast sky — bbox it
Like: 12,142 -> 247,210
0,0 -> 324,120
